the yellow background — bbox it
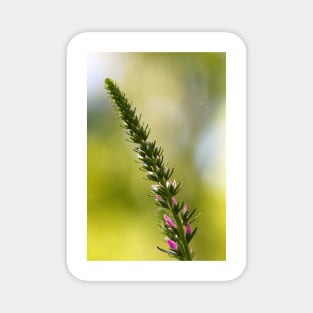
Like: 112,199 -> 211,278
87,53 -> 226,260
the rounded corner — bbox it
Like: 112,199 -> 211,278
66,260 -> 89,282
224,31 -> 247,51
66,32 -> 89,52
226,260 -> 247,282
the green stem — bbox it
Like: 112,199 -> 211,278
172,211 -> 192,260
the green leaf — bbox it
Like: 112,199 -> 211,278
157,246 -> 178,257
185,208 -> 197,222
189,213 -> 201,224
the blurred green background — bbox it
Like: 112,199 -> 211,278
87,53 -> 226,260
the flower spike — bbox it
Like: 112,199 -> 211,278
105,78 -> 199,260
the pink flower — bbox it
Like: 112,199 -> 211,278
171,197 -> 177,206
151,184 -> 160,191
182,203 -> 188,215
186,223 -> 192,235
167,239 -> 178,251
163,214 -> 177,228
155,195 -> 163,201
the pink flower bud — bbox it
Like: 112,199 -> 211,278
171,197 -> 177,206
151,184 -> 159,191
163,214 -> 177,228
166,179 -> 177,189
182,203 -> 188,215
186,223 -> 192,235
167,239 -> 178,251
155,195 -> 163,202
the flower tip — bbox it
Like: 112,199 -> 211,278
104,78 -> 113,88
182,203 -> 188,215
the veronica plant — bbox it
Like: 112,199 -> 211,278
105,78 -> 199,261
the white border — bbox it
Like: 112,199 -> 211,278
66,32 -> 246,281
